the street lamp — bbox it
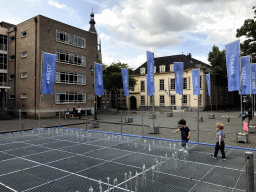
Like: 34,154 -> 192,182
89,65 -> 97,120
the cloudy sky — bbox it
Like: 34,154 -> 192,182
1,0 -> 255,70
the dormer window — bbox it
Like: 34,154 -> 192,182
160,65 -> 165,73
170,64 -> 174,71
140,68 -> 145,75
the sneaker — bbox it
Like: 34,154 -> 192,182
211,154 -> 216,159
179,148 -> 185,152
184,150 -> 188,154
222,157 -> 226,161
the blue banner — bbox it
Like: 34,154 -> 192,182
206,74 -> 211,96
95,63 -> 104,96
147,51 -> 155,94
192,69 -> 200,95
252,64 -> 256,94
168,77 -> 171,97
174,62 -> 183,95
241,56 -> 251,95
225,40 -> 240,92
121,68 -> 129,96
146,74 -> 152,96
42,52 -> 56,94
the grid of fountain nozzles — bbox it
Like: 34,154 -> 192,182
0,127 -> 254,191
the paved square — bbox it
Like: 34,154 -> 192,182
0,127 -> 254,191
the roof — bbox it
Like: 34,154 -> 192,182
133,53 -> 211,75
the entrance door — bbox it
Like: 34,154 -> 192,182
130,96 -> 137,109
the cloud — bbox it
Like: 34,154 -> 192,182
48,0 -> 84,26
96,0 -> 255,51
48,0 -> 67,9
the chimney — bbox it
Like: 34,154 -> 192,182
187,53 -> 192,60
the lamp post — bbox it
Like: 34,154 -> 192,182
90,65 -> 97,120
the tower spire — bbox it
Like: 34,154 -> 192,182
89,9 -> 97,33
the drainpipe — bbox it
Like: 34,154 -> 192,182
34,17 -> 37,119
14,27 -> 17,108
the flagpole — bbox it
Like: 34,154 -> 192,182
39,51 -> 43,129
197,94 -> 199,144
240,48 -> 243,125
153,93 -> 155,133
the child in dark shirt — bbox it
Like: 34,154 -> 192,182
173,119 -> 191,153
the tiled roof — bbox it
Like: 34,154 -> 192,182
133,54 -> 211,75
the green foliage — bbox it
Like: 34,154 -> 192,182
208,45 -> 227,87
236,18 -> 256,62
103,61 -> 137,92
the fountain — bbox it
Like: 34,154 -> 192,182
98,180 -> 103,192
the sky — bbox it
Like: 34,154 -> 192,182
0,0 -> 255,70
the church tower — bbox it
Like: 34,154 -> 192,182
89,10 -> 97,33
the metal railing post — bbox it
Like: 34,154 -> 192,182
142,109 -> 144,138
19,109 -> 21,130
86,110 -> 88,131
59,109 -> 60,128
245,151 -> 254,192
121,110 -> 123,135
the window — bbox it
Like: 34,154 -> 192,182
160,79 -> 164,91
9,94 -> 15,99
21,93 -> 27,99
65,32 -> 69,44
140,68 -> 145,75
171,79 -> 175,90
160,95 -> 165,106
150,96 -> 154,106
55,92 -> 86,103
160,65 -> 165,73
69,34 -> 74,45
198,94 -> 202,106
21,72 -> 27,78
55,71 -> 86,85
21,31 -> 27,37
188,76 -> 191,89
130,86 -> 134,91
56,50 -> 86,67
141,96 -> 145,106
9,74 -> 15,80
9,55 -> 15,61
0,54 -> 7,69
141,80 -> 145,92
170,64 -> 174,71
183,78 -> 187,90
182,95 -> 187,106
56,29 -> 86,49
0,73 -> 7,86
200,75 -> 202,89
21,51 -> 27,58
9,36 -> 15,42
171,95 -> 175,105
0,35 -> 7,51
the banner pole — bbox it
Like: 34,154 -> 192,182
197,95 -> 199,144
153,93 -> 155,132
39,51 -> 43,129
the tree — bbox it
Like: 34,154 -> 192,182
208,45 -> 227,109
236,8 -> 256,63
208,45 -> 227,87
103,61 -> 137,109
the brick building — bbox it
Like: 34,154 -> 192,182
0,13 -> 100,117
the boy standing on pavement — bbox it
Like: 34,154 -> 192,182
211,122 -> 226,160
173,119 -> 190,153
